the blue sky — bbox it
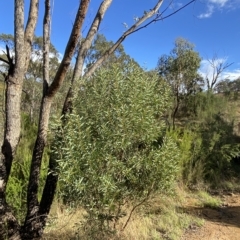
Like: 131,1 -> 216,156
0,0 -> 240,80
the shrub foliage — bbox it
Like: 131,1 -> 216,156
53,63 -> 180,233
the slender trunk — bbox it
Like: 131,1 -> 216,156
0,0 -> 26,237
21,1 -> 91,237
172,93 -> 179,130
21,96 -> 52,239
30,87 -> 36,122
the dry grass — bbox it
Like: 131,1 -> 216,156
42,201 -> 86,240
43,188 -> 204,240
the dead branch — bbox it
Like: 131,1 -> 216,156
84,0 -> 196,78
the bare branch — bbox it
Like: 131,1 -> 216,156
206,55 -> 234,90
0,57 -> 9,65
84,0 -> 164,78
84,0 -> 196,78
157,0 -> 196,21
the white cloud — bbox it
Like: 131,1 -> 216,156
198,5 -> 214,19
199,58 -> 240,82
222,69 -> 240,80
209,0 -> 229,7
197,0 -> 238,19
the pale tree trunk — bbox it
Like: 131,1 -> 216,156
0,0 -> 29,238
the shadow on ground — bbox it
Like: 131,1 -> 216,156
179,202 -> 240,228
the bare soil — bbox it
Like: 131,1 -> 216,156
181,193 -> 240,240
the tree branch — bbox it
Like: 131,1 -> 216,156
0,56 -> 9,65
84,0 -> 164,78
84,0 -> 196,78
206,55 -> 234,90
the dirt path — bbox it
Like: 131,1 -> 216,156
182,193 -> 240,240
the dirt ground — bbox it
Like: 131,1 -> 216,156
181,193 -> 240,240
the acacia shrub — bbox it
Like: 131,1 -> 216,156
53,63 -> 180,235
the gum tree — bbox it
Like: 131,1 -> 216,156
157,38 -> 202,128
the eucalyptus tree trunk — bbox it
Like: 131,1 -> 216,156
0,0 -> 39,239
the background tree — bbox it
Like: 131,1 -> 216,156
0,34 -> 61,123
157,38 -> 202,128
204,54 -> 233,91
84,33 -> 139,72
215,77 -> 240,100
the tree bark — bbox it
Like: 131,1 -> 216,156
24,0 -> 39,72
21,1 -> 90,238
0,0 -> 26,238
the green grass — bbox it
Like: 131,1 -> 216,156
196,191 -> 222,208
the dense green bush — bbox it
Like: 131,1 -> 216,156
166,128 -> 202,185
53,63 -> 180,235
172,92 -> 240,187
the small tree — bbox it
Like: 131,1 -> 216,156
157,38 -> 202,128
53,63 -> 179,236
204,54 -> 233,91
